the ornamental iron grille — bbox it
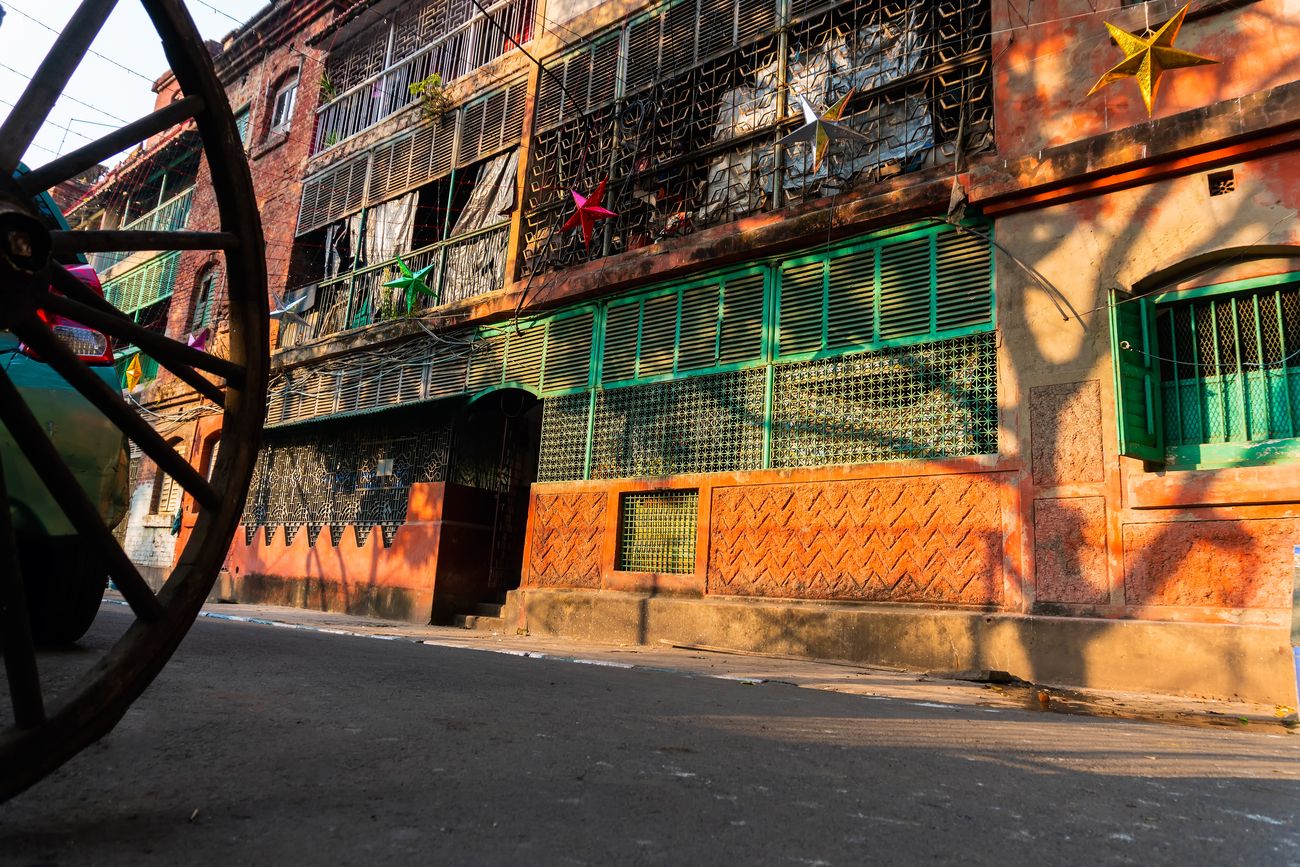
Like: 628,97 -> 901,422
590,368 -> 768,478
240,418 -> 453,548
1155,283 -> 1300,447
617,489 -> 700,574
770,330 -> 996,466
523,0 -> 992,275
313,0 -> 535,153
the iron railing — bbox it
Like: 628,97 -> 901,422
92,187 -> 193,274
311,0 -> 534,155
1157,285 -> 1300,446
278,222 -> 511,347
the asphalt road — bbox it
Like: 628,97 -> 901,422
2,607 -> 1299,866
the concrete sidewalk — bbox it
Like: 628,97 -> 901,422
126,595 -> 1299,733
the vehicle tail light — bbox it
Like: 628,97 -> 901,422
20,264 -> 115,365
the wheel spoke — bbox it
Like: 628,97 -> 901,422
13,319 -> 221,512
45,270 -> 226,406
0,0 -> 120,174
0,368 -> 161,623
35,283 -> 244,384
0,459 -> 45,729
18,96 -> 203,195
49,230 -> 239,255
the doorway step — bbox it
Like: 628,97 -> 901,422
453,601 -> 506,632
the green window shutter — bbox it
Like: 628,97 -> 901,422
934,230 -> 992,331
602,302 -> 640,383
827,246 -> 876,350
878,235 -> 932,340
466,335 -> 506,392
503,324 -> 545,390
1109,288 -> 1164,461
638,293 -> 678,377
427,351 -> 469,398
778,259 -> 826,356
677,282 -> 721,371
541,313 -> 594,392
718,272 -> 765,365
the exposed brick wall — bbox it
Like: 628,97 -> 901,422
524,492 -> 607,589
168,16 -> 331,356
707,475 -> 1005,605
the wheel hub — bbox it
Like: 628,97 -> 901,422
0,194 -> 51,329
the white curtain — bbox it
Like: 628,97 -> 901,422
451,150 -> 518,237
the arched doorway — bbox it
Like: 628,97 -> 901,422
441,387 -> 542,619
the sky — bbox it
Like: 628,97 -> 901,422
0,0 -> 270,169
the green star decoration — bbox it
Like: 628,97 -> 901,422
382,258 -> 438,312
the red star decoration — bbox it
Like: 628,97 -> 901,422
562,179 -> 617,249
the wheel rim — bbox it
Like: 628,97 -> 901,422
0,0 -> 268,800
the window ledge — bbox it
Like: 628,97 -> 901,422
251,132 -> 289,160
1128,457 -> 1300,509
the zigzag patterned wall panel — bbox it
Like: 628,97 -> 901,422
525,492 -> 608,589
707,475 -> 1005,604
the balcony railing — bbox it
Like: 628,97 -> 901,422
92,186 -> 193,274
311,0 -> 533,155
278,222 -> 511,347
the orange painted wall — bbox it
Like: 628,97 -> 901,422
993,0 -> 1300,154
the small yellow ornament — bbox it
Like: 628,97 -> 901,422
1087,3 -> 1218,116
124,354 -> 143,390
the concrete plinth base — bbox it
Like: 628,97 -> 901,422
506,589 -> 1296,706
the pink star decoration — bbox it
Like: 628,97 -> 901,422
562,179 -> 617,249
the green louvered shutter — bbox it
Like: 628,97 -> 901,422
878,236 -> 932,340
1109,288 -> 1164,461
504,324 -> 546,390
718,272 -> 765,365
602,302 -> 640,383
778,259 -> 825,356
934,230 -> 993,331
541,313 -> 594,392
677,283 -> 721,371
638,293 -> 678,377
827,245 -> 876,350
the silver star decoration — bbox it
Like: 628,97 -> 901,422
269,292 -> 309,327
778,88 -> 871,172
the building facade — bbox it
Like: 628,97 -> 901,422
73,1 -> 333,586
192,0 -> 1297,704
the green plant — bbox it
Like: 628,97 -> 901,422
319,71 -> 338,102
408,73 -> 451,121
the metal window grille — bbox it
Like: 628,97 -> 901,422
770,331 -> 997,467
313,0 -> 535,154
1155,285 -> 1300,446
92,187 -> 193,273
589,367 -> 767,479
523,0 -> 992,276
240,421 -> 453,547
617,489 -> 699,574
537,393 -> 592,482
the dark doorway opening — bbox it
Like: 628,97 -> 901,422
437,389 -> 541,621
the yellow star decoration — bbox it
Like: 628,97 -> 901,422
1087,3 -> 1218,116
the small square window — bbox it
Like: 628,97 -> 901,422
1207,169 -> 1235,197
617,490 -> 698,574
270,78 -> 298,133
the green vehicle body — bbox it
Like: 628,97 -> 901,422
3,172 -> 129,548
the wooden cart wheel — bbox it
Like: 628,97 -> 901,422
0,0 -> 267,800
